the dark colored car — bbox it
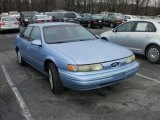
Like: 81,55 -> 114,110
19,11 -> 39,26
79,14 -> 104,28
103,13 -> 123,28
55,12 -> 79,23
29,15 -> 52,24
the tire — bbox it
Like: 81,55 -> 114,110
110,23 -> 114,28
16,29 -> 20,33
146,45 -> 160,64
17,50 -> 26,66
88,23 -> 91,28
48,63 -> 64,94
101,37 -> 109,41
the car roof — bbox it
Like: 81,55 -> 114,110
28,22 -> 77,27
128,19 -> 160,23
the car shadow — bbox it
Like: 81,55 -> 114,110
0,30 -> 20,34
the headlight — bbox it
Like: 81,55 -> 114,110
68,64 -> 103,72
125,55 -> 135,64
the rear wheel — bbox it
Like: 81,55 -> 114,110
101,37 -> 108,41
88,23 -> 91,28
48,63 -> 64,94
17,50 -> 26,66
110,23 -> 114,28
146,45 -> 160,64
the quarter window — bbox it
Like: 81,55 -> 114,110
146,23 -> 156,32
30,27 -> 41,41
21,27 -> 33,40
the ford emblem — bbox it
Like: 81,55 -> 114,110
111,62 -> 120,67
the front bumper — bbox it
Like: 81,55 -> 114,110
0,26 -> 20,31
59,61 -> 139,91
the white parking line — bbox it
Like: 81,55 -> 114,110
136,73 -> 160,84
1,65 -> 33,120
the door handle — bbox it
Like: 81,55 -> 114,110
145,36 -> 151,38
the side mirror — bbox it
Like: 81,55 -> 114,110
31,40 -> 42,46
95,35 -> 100,39
112,28 -> 117,33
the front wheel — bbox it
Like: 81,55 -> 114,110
146,45 -> 160,64
48,63 -> 64,94
101,37 -> 109,41
17,50 -> 26,66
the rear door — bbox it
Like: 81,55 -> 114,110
127,21 -> 156,54
109,21 -> 136,47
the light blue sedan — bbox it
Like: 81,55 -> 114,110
14,23 -> 139,94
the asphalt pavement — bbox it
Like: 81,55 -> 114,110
0,27 -> 160,120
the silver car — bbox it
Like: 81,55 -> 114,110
100,20 -> 160,64
0,16 -> 20,32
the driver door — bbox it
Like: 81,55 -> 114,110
27,27 -> 45,70
109,21 -> 136,48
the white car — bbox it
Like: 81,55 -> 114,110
0,16 -> 20,32
124,15 -> 140,22
100,19 -> 160,64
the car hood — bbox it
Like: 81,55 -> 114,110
48,39 -> 133,64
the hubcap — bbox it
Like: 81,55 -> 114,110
18,51 -> 22,63
49,69 -> 54,90
111,24 -> 113,28
88,23 -> 91,28
148,48 -> 159,62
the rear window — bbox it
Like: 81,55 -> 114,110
64,13 -> 76,18
22,12 -> 35,17
114,15 -> 123,19
92,15 -> 102,19
2,17 -> 17,21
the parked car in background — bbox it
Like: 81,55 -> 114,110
79,14 -> 104,28
0,15 -> 20,32
15,22 -> 139,94
19,11 -> 39,26
1,13 -> 8,15
44,12 -> 58,22
103,13 -> 123,28
8,11 -> 20,20
123,15 -> 140,22
101,20 -> 160,63
29,15 -> 52,24
55,12 -> 79,23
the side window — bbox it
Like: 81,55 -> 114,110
135,22 -> 148,32
117,22 -> 135,32
30,27 -> 41,41
21,27 -> 33,40
135,22 -> 156,32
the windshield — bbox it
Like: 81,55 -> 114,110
43,25 -> 97,44
2,17 -> 17,21
64,13 -> 76,18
